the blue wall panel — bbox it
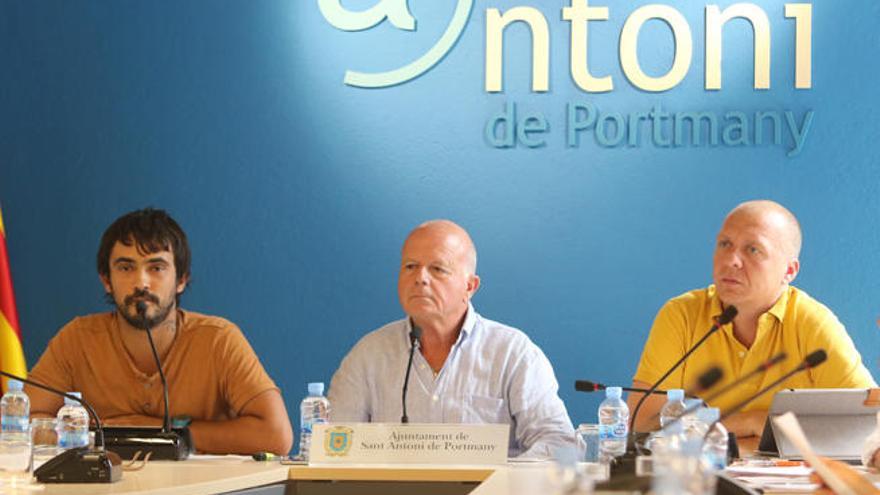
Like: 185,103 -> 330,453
2,1 -> 878,446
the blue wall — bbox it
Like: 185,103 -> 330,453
2,1 -> 879,447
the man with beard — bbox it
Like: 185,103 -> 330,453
26,208 -> 292,455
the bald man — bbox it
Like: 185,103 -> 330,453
328,220 -> 576,458
628,200 -> 875,438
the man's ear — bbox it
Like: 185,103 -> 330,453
466,274 -> 481,299
176,274 -> 189,294
783,258 -> 800,284
100,274 -> 112,294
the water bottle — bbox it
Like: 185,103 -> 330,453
698,408 -> 729,471
681,398 -> 706,439
659,389 -> 686,428
298,382 -> 330,461
1,379 -> 30,437
597,386 -> 629,462
57,392 -> 89,450
652,421 -> 706,495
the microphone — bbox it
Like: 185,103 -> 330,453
401,326 -> 422,424
629,305 -> 737,431
703,352 -> 787,405
715,349 -> 827,425
100,301 -> 192,461
137,301 -> 171,433
657,353 -> 788,433
577,366 -> 722,397
0,369 -> 122,483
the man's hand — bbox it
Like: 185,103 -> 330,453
720,410 -> 767,438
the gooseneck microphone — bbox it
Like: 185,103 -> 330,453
715,349 -> 827,425
658,352 -> 788,433
0,369 -> 122,483
99,302 -> 192,460
629,305 -> 738,431
576,367 -> 722,398
137,301 -> 171,433
703,352 -> 788,405
401,326 -> 422,424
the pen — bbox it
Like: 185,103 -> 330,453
252,452 -> 279,461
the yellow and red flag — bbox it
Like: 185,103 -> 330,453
0,206 -> 26,391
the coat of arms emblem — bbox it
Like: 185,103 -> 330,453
324,426 -> 354,456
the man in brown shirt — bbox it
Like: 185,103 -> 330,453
26,208 -> 293,455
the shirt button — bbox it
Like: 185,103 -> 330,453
143,403 -> 150,410
420,364 -> 426,370
738,351 -> 746,358
432,395 -> 439,402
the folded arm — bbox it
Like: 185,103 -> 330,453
189,389 -> 293,455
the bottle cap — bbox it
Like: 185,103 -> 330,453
308,382 -> 325,396
605,386 -> 622,399
64,391 -> 82,406
5,379 -> 23,392
667,389 -> 684,402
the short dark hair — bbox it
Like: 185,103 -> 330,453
97,208 -> 191,302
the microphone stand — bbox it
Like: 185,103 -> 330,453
401,326 -> 422,424
0,369 -> 122,483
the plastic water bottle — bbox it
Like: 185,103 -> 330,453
681,398 -> 706,438
0,379 -> 31,474
659,389 -> 686,428
652,421 -> 706,495
57,392 -> 89,450
699,408 -> 729,471
298,382 -> 330,461
1,379 -> 30,436
598,386 -> 629,462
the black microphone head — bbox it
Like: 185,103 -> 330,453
717,305 -> 738,325
410,326 -> 422,341
574,380 -> 603,392
765,352 -> 788,368
804,349 -> 827,368
696,366 -> 723,391
135,301 -> 148,317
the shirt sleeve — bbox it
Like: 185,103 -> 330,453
327,340 -> 371,423
506,340 -> 576,459
633,299 -> 690,388
214,324 -> 279,415
26,323 -> 77,414
799,306 -> 877,389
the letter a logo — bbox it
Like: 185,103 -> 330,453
318,0 -> 474,89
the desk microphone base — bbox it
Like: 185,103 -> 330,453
34,447 -> 122,483
101,426 -> 193,460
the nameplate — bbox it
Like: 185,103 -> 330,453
309,423 -> 509,465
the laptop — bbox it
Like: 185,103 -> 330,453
757,389 -> 880,462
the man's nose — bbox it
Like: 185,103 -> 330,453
136,268 -> 151,288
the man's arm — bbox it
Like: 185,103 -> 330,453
626,380 -> 666,432
720,409 -> 766,438
189,389 -> 292,455
627,380 -> 766,437
509,345 -> 576,458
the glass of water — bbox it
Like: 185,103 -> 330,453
0,425 -> 32,484
576,423 -> 601,462
30,418 -> 58,471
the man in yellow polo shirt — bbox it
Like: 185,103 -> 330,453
627,200 -> 875,438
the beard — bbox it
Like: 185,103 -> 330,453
117,288 -> 176,330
